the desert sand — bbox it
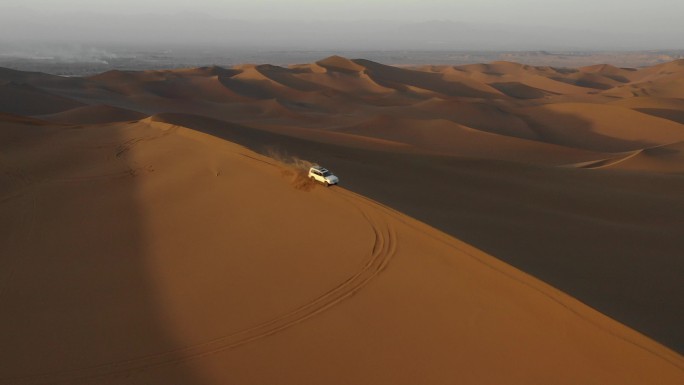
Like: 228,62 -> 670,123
1,57 -> 683,384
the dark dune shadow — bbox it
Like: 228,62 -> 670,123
218,76 -> 278,100
156,113 -> 684,354
490,82 -> 552,99
635,108 -> 684,125
604,74 -> 631,83
550,76 -> 614,90
0,82 -> 85,115
0,118 -> 206,384
354,59 -> 502,98
255,65 -> 328,92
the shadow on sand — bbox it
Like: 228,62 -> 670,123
0,119 -> 207,384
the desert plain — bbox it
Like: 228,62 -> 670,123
1,56 -> 683,384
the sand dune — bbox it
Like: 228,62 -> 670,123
1,58 -> 684,384
355,59 -> 503,99
518,103 -> 684,152
633,59 -> 684,82
579,63 -> 635,78
455,62 -> 597,95
317,55 -> 366,73
23,57 -> 682,166
38,104 -> 147,124
489,81 -> 553,99
375,98 -> 540,140
0,82 -> 84,115
150,113 -> 421,154
252,98 -> 310,120
255,64 -> 328,92
0,112 -> 52,125
0,67 -> 84,90
559,73 -> 622,90
296,61 -> 397,96
578,141 -> 684,173
605,78 -> 684,99
0,117 -> 681,384
336,116 -> 609,164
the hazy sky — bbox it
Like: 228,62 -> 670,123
4,0 -> 682,25
2,0 -> 683,50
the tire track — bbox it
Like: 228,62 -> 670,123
2,189 -> 397,385
336,188 -> 684,372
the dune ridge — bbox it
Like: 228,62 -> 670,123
1,117 -> 682,384
3,55 -> 680,171
1,57 -> 683,384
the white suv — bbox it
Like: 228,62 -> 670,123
308,166 -> 339,186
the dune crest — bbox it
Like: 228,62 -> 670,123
1,57 -> 684,384
38,104 -> 147,124
1,55 -> 679,173
317,55 -> 366,73
1,117 -> 682,384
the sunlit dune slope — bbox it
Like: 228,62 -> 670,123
151,111 -> 684,354
1,57 -> 684,365
336,116 -> 610,164
518,103 -> 684,152
0,117 -> 682,384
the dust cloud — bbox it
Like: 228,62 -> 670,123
265,147 -> 318,191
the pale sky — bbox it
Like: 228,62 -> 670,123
2,0 -> 683,50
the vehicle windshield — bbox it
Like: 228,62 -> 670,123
322,171 -> 332,177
